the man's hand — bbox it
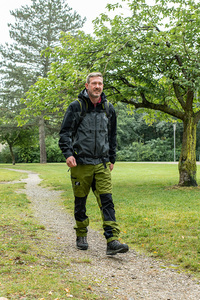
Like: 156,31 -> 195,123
109,163 -> 114,171
66,156 -> 77,168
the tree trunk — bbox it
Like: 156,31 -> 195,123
178,116 -> 197,186
8,144 -> 15,165
39,116 -> 47,164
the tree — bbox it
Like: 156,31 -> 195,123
0,0 -> 85,163
0,74 -> 37,164
0,120 -> 38,165
90,0 -> 200,186
23,0 -> 200,186
97,0 -> 200,186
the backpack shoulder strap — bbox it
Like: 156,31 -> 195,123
102,100 -> 110,118
76,98 -> 88,116
73,98 -> 88,136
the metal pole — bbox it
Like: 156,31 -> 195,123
173,123 -> 176,162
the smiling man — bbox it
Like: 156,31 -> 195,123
85,74 -> 103,102
59,72 -> 129,255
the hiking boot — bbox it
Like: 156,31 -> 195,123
76,236 -> 88,250
106,240 -> 129,255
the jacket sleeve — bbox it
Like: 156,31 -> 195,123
59,102 -> 80,159
108,103 -> 117,164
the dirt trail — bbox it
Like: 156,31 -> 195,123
5,169 -> 200,300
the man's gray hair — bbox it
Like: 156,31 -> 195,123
86,72 -> 103,84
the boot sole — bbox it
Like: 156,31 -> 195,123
76,245 -> 88,250
106,247 -> 129,255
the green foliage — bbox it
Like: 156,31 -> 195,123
0,136 -> 65,163
46,136 -> 65,163
116,102 -> 183,161
0,124 -> 39,164
20,31 -> 91,122
0,0 -> 86,163
16,145 -> 40,163
33,0 -> 199,119
117,139 -> 175,161
25,4 -> 199,139
0,145 -> 40,164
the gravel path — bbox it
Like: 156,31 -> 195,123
6,169 -> 200,300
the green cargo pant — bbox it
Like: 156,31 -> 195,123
70,163 -> 120,243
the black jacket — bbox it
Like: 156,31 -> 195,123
59,89 -> 117,165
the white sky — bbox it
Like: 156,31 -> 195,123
0,0 -> 130,44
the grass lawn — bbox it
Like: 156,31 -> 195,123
0,168 -> 106,299
1,162 -> 200,282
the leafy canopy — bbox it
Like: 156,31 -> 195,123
23,0 -> 200,124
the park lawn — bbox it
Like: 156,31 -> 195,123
0,168 -> 27,182
0,162 -> 200,279
0,169 -> 107,300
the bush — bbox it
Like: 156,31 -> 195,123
46,137 -> 65,162
117,138 -> 179,162
16,145 -> 40,163
0,136 -> 66,163
0,145 -> 40,163
0,146 -> 15,163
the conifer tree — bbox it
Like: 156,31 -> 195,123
0,0 -> 85,163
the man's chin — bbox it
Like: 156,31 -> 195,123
93,94 -> 101,98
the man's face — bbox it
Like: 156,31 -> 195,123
85,76 -> 103,100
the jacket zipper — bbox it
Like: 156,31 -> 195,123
94,108 -> 97,156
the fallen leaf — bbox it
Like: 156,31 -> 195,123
65,288 -> 70,293
87,285 -> 93,291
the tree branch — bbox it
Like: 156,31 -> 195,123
122,92 -> 185,120
172,82 -> 186,110
185,89 -> 194,110
194,110 -> 200,124
119,76 -> 137,88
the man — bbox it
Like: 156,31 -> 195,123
59,72 -> 129,255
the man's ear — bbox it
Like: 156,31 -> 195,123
85,83 -> 88,89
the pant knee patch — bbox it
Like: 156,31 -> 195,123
100,193 -> 116,222
74,196 -> 88,222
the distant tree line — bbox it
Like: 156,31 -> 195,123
1,102 -> 200,163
